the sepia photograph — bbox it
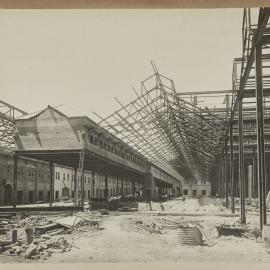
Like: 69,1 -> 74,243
0,1 -> 270,264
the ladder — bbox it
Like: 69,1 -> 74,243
77,147 -> 85,206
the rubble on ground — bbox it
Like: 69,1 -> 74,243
132,215 -> 217,246
0,210 -> 106,260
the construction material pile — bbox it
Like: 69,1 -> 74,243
0,233 -> 73,260
132,215 -> 216,246
216,223 -> 247,237
132,215 -> 187,234
0,210 -> 106,260
138,197 -> 228,213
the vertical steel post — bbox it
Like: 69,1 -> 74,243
121,170 -> 124,197
92,171 -> 95,198
74,168 -> 78,205
132,179 -> 135,197
116,175 -> 119,197
81,162 -> 85,207
225,140 -> 229,208
13,155 -> 18,208
104,162 -> 108,199
49,162 -> 54,207
218,156 -> 222,197
252,147 -> 257,198
255,39 -> 267,229
230,124 -> 235,213
126,178 -> 128,197
34,161 -> 38,203
238,98 -> 246,224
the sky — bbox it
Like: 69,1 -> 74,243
0,9 -> 244,121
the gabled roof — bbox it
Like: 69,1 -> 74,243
16,105 -> 68,120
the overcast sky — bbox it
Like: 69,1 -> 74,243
0,9 -> 244,121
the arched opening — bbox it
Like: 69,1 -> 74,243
4,184 -> 12,205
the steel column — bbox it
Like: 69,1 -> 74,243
225,140 -> 229,208
252,147 -> 257,198
74,168 -> 78,205
92,171 -> 95,199
49,162 -> 54,207
255,39 -> 267,229
238,98 -> 246,224
34,161 -> 38,203
132,179 -> 135,197
80,165 -> 85,207
121,171 -> 124,198
12,155 -> 18,208
116,176 -> 119,197
104,162 -> 108,199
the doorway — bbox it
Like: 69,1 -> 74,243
4,184 -> 12,205
17,190 -> 23,204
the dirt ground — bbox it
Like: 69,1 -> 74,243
1,198 -> 270,263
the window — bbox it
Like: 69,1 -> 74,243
63,173 -> 65,180
72,191 -> 75,198
192,190 -> 197,196
55,191 -> 59,199
183,189 -> 188,195
67,174 -> 69,181
202,190 -> 206,196
88,190 -> 90,199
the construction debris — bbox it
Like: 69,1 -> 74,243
118,207 -> 137,212
0,210 -> 105,260
216,223 -> 247,237
132,214 -> 217,247
178,226 -> 203,246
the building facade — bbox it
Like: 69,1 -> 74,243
0,151 -> 145,206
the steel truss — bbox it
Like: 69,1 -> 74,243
96,62 -> 227,183
0,100 -> 27,151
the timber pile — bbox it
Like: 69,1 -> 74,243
133,216 -> 185,233
132,216 -> 216,246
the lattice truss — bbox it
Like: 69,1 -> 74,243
97,63 -> 227,182
0,100 -> 27,151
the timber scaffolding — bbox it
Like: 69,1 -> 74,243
94,8 -> 270,231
